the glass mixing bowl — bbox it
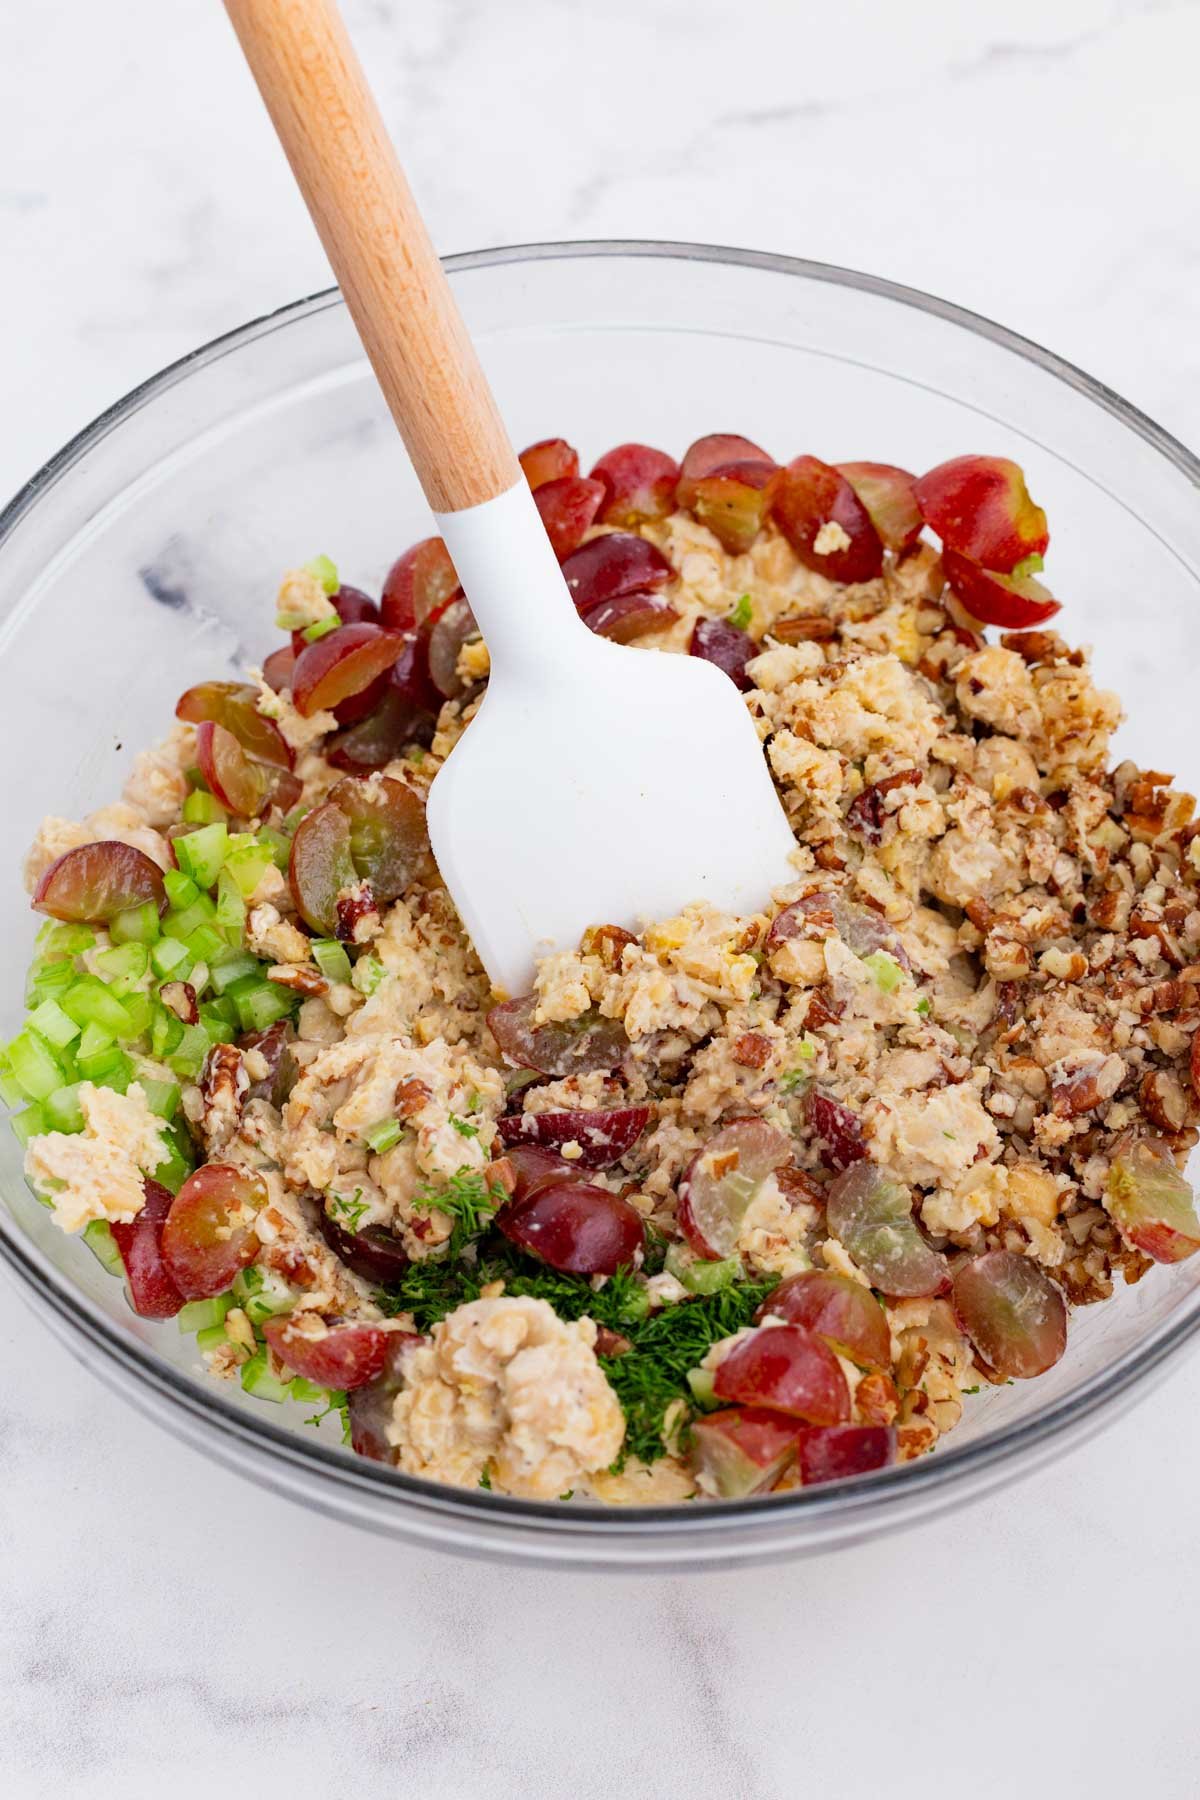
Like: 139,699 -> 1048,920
2,242 -> 1199,1571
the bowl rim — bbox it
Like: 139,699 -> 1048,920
3,237 -> 1200,1543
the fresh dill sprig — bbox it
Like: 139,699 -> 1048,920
411,1164 -> 508,1259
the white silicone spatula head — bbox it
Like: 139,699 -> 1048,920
223,0 -> 796,993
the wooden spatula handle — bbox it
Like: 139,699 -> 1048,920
222,0 -> 521,513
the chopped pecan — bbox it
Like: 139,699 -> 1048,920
1000,629 -> 1078,666
485,1155 -> 517,1197
1140,1070 -> 1189,1132
804,986 -> 844,1029
844,768 -> 922,846
335,880 -> 379,944
160,980 -> 198,1025
581,923 -> 637,971
775,1166 -> 824,1207
732,1031 -> 773,1070
266,964 -> 329,996
199,1043 -> 249,1155
394,1076 -> 433,1118
1051,1055 -> 1124,1118
856,1370 -> 900,1427
593,1326 -> 633,1358
813,844 -> 847,873
772,614 -> 836,643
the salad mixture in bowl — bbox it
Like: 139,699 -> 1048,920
7,435 -> 1200,1506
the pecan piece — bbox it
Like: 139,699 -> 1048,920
581,923 -> 637,971
593,1326 -> 633,1358
394,1076 -> 433,1118
160,980 -> 198,1025
1140,1070 -> 1189,1132
732,1031 -> 773,1070
855,1370 -> 900,1427
198,1042 -> 249,1155
266,964 -> 329,996
1051,1054 -> 1124,1118
335,880 -> 379,944
772,614 -> 836,643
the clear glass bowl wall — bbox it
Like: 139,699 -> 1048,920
2,244 -> 1199,1570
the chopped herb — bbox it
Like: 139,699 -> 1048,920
329,1189 -> 371,1233
963,1385 -> 981,1396
727,593 -> 753,631
412,1165 -> 508,1258
914,996 -> 931,1016
449,1114 -> 479,1140
478,1466 -> 492,1490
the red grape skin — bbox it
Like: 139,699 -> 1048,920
589,443 -> 679,526
33,841 -> 166,924
319,1210 -> 410,1284
560,533 -> 673,613
110,1179 -> 184,1319
795,1424 -> 896,1486
496,1105 -> 649,1170
487,997 -> 629,1078
262,1314 -> 396,1390
757,1270 -> 891,1371
712,1323 -> 850,1425
690,616 -> 756,689
497,1181 -> 644,1275
161,1164 -> 265,1300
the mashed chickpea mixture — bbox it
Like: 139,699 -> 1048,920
11,440 -> 1200,1504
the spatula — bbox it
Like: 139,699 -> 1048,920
222,0 -> 796,994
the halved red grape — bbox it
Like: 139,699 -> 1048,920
677,1119 -> 792,1260
497,1105 -> 650,1169
288,801 -> 357,934
503,1144 -> 578,1199
262,644 -> 296,692
161,1163 -> 265,1300
110,1178 -> 184,1319
795,1424 -> 896,1485
176,681 -> 292,769
327,774 -> 429,902
196,721 -> 273,817
1106,1137 -> 1200,1263
589,443 -> 679,526
319,1211 -> 410,1284
772,456 -> 884,584
346,1333 -> 424,1459
487,997 -> 629,1077
380,537 -> 460,631
33,841 -> 166,924
689,1406 -> 798,1498
290,583 -> 381,655
915,455 -> 1049,573
941,549 -> 1061,629
240,1020 -> 297,1107
534,475 -> 605,560
326,682 -> 433,772
758,1270 -> 891,1370
497,1180 -> 644,1275
262,1313 -> 395,1390
825,1162 -> 948,1297
836,462 -> 922,553
952,1249 -> 1067,1378
561,533 -> 673,614
582,591 -> 678,643
426,596 -> 481,699
677,436 -> 779,554
690,616 -> 756,689
519,437 -> 578,490
712,1323 -> 850,1424
292,623 -> 409,718
805,1091 -> 868,1173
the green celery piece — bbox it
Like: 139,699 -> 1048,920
83,1218 -> 125,1277
167,1024 -> 211,1079
10,1104 -> 48,1146
61,977 -> 136,1040
203,992 -> 238,1025
665,1245 -> 742,1295
311,938 -> 352,984
223,843 -> 274,899
196,1323 -> 232,1355
150,1006 -> 184,1059
0,1058 -> 26,1108
686,1367 -> 718,1408
26,959 -> 76,1007
161,893 -> 218,943
138,1077 -> 181,1121
175,823 -> 229,890
94,942 -> 150,994
215,867 -> 246,942
209,950 -> 261,994
184,923 -> 226,967
151,1141 -> 192,1196
109,901 -> 161,946
150,937 -> 192,981
289,1377 -> 328,1403
27,998 -> 81,1050
181,788 -> 228,826
257,826 -> 292,872
233,1266 -> 293,1322
40,922 -> 95,957
199,1006 -> 236,1045
363,1117 -> 401,1154
240,1350 -> 291,1402
121,990 -> 152,1040
42,1083 -> 85,1134
77,1020 -> 114,1060
178,1294 -> 233,1334
77,1047 -> 133,1091
305,552 -> 339,594
353,955 -> 385,996
228,977 -> 298,1033
163,869 -> 199,911
5,1031 -> 66,1101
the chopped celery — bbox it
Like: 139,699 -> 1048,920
233,1265 -> 293,1322
77,1020 -> 114,1060
5,1031 -> 66,1101
199,1005 -> 235,1045
215,867 -> 246,942
76,1046 -> 133,1090
121,991 -> 152,1039
162,894 -> 218,943
665,1244 -> 742,1295
240,1350 -> 291,1402
150,1006 -> 184,1059
227,975 -> 297,1033
138,1077 -> 181,1120
94,942 -> 150,993
109,901 -> 161,946
302,615 -> 338,642
0,1058 -> 25,1108
353,955 -> 385,996
184,922 -> 225,966
363,1117 -> 401,1154
150,937 -> 192,981
175,823 -> 228,890
83,1218 -> 125,1277
25,959 -> 75,1007
61,977 -> 136,1040
39,922 -> 95,958
686,1367 -> 718,1408
10,1103 -> 48,1146
305,552 -> 339,594
862,950 -> 905,994
27,998 -> 81,1050
311,938 -> 352,984
223,843 -> 274,899
163,869 -> 200,911
182,788 -> 228,826
209,950 -> 260,994
257,825 -> 292,872
196,1322 -> 232,1355
178,1294 -> 233,1334
151,1126 -> 193,1195
42,1084 -> 85,1134
167,1024 -> 211,1079
289,1376 -> 328,1403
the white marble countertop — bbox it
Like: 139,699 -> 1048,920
4,1 -> 1200,1794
